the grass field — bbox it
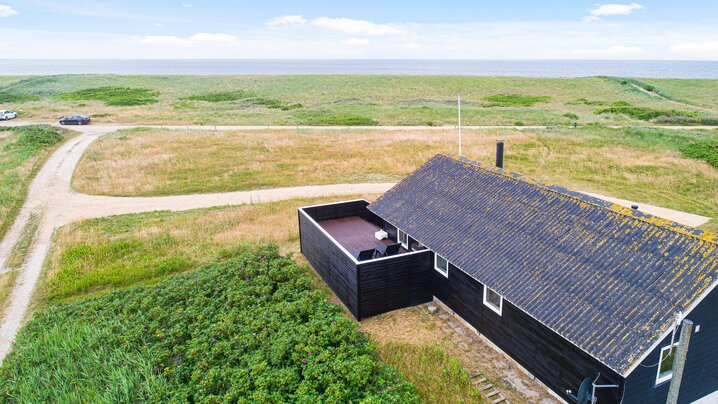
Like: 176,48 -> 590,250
0,125 -> 71,241
2,74 -> 717,125
27,197 -> 486,403
73,126 -> 718,232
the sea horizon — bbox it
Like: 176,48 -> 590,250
1,59 -> 717,78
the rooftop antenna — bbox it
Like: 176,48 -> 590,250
458,95 -> 462,156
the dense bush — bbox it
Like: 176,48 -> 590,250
0,246 -> 418,403
2,125 -> 64,155
295,112 -> 378,126
483,93 -> 551,107
54,86 -> 159,106
594,105 -> 700,121
184,91 -> 303,110
682,141 -> 718,168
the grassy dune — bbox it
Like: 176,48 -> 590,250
0,126 -> 71,240
2,74 -> 717,125
73,127 -> 718,231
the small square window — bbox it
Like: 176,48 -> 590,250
656,343 -> 678,385
434,254 -> 449,277
397,229 -> 409,248
483,286 -> 503,315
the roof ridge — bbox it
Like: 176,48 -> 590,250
442,153 -> 718,246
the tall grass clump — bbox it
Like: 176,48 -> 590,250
682,141 -> 718,168
0,246 -> 419,403
483,93 -> 551,107
54,86 -> 159,106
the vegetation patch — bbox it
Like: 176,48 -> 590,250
682,141 -> 718,168
183,90 -> 303,111
0,125 -> 69,240
0,246 -> 418,403
483,93 -> 551,107
4,213 -> 39,270
0,92 -> 39,103
594,105 -> 700,121
53,86 -> 160,106
377,342 -> 482,402
294,111 -> 378,126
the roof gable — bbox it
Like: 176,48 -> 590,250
368,154 -> 718,375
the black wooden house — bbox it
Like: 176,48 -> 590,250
298,153 -> 718,403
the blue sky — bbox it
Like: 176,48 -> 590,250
1,1 -> 717,59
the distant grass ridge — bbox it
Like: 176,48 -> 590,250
183,90 -> 303,110
483,93 -> 551,107
0,92 -> 39,103
0,246 -> 419,403
682,141 -> 718,168
294,112 -> 378,126
53,86 -> 159,106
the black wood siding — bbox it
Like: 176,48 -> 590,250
430,260 -> 624,403
299,207 -> 360,318
357,251 -> 433,319
623,287 -> 718,403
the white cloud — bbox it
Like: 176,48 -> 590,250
266,15 -> 306,27
571,45 -> 645,57
139,33 -> 236,45
181,2 -> 193,7
344,38 -> 370,46
312,17 -> 405,36
584,3 -> 644,22
670,41 -> 718,58
189,33 -> 236,43
402,42 -> 420,49
139,35 -> 191,45
0,4 -> 19,17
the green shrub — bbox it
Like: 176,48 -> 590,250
594,106 -> 700,121
0,92 -> 39,103
2,125 -> 64,155
563,113 -> 579,120
184,90 -> 255,102
483,93 -> 551,107
0,246 -> 419,403
295,112 -> 378,126
54,87 -> 159,106
682,141 -> 718,168
183,91 -> 303,111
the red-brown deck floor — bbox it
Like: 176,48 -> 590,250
319,216 -> 402,254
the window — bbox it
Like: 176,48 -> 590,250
397,229 -> 409,249
656,343 -> 679,385
483,286 -> 503,315
434,254 -> 449,277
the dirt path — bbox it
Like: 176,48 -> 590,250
0,124 -> 394,361
0,123 -> 711,364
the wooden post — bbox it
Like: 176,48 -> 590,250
666,319 -> 693,404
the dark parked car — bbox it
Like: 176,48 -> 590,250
59,114 -> 91,125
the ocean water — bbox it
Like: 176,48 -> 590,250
0,59 -> 717,78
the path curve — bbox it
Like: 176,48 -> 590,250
0,122 -> 711,363
0,124 -> 394,362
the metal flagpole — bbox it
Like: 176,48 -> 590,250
458,95 -> 462,156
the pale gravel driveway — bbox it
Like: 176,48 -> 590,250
0,122 -> 711,363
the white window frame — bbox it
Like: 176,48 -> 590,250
655,342 -> 679,385
434,254 -> 449,277
483,285 -> 503,316
397,228 -> 409,249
